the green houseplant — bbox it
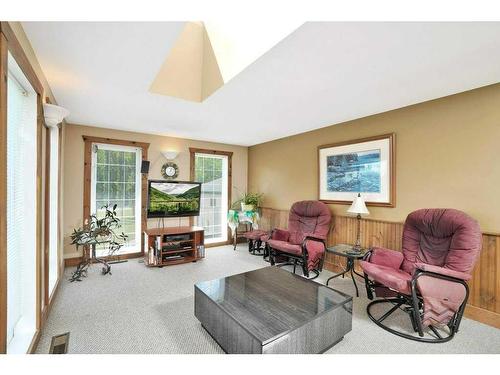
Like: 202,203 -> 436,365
232,192 -> 263,211
69,204 -> 128,282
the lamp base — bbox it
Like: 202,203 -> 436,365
349,243 -> 363,255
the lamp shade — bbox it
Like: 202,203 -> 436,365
347,193 -> 370,215
43,103 -> 69,128
162,151 -> 179,160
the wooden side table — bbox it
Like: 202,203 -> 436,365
325,244 -> 368,297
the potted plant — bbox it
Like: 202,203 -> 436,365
69,204 -> 128,282
236,192 -> 263,212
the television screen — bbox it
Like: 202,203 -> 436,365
147,180 -> 201,218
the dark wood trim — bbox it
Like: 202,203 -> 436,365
82,135 -> 150,150
318,133 -> 396,207
0,22 -> 44,95
188,147 -> 234,157
464,305 -> 500,329
27,330 -> 41,354
189,148 -> 233,245
30,267 -> 62,354
82,136 -> 150,256
0,30 -> 8,355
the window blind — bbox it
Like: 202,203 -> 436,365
6,53 -> 37,354
48,126 -> 59,295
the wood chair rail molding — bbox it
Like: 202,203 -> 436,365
82,136 -> 150,257
259,207 -> 500,329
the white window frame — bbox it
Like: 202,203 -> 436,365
90,143 -> 142,255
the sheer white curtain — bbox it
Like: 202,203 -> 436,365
6,52 -> 37,353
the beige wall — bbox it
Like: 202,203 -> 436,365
63,124 -> 248,259
248,83 -> 500,233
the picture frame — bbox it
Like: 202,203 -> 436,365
318,133 -> 395,207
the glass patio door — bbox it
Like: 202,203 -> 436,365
91,143 -> 142,256
194,153 -> 229,244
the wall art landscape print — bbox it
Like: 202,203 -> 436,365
318,134 -> 395,207
326,150 -> 381,193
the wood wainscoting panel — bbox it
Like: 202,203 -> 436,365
259,207 -> 500,328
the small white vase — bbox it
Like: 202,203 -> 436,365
241,203 -> 255,211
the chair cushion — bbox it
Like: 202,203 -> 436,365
359,261 -> 412,295
402,208 -> 481,274
288,201 -> 331,244
271,228 -> 290,242
370,247 -> 404,269
416,274 -> 467,327
267,239 -> 302,255
304,239 -> 326,270
243,230 -> 267,241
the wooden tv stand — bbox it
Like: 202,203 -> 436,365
143,226 -> 205,267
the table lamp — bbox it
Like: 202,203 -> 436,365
347,193 -> 370,253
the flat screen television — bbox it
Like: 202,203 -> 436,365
147,180 -> 201,218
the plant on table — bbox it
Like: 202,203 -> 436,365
232,192 -> 263,211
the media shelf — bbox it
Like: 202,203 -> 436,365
144,226 -> 205,267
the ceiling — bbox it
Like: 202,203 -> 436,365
23,22 -> 500,146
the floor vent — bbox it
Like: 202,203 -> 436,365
49,332 -> 70,354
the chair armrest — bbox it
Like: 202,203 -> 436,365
302,233 -> 326,241
414,263 -> 471,281
370,247 -> 404,270
271,228 -> 290,241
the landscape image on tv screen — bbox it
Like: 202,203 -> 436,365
148,181 -> 201,217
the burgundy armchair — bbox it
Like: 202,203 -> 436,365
268,200 -> 332,279
360,208 -> 481,342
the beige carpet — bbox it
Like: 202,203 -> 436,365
35,245 -> 500,354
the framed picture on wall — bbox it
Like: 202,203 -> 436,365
318,133 -> 395,207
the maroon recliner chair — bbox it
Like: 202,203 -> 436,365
268,200 -> 331,279
360,208 -> 481,342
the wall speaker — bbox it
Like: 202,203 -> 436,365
141,160 -> 150,174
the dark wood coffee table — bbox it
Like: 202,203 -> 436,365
194,266 -> 352,354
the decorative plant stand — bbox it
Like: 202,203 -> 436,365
69,242 -> 112,282
69,204 -> 128,283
